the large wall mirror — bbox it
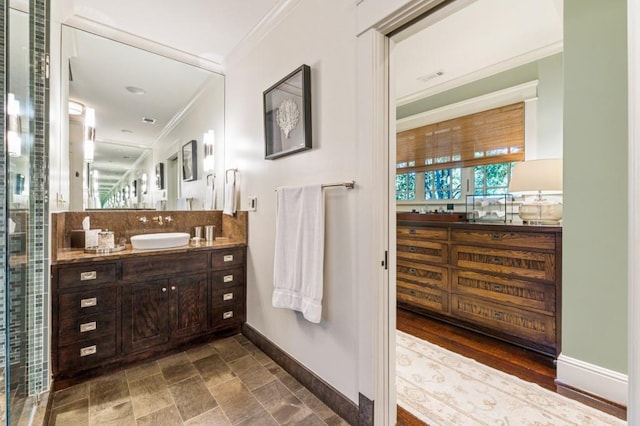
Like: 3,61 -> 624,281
61,25 -> 225,210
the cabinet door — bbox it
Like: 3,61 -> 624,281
170,273 -> 208,338
122,279 -> 170,353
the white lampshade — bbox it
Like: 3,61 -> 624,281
509,158 -> 563,225
509,158 -> 563,194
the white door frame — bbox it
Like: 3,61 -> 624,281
358,0 -> 639,424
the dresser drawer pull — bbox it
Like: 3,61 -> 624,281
408,247 -> 417,253
409,229 -> 417,234
222,311 -> 234,320
80,322 -> 97,333
223,274 -> 234,283
491,284 -> 504,293
80,297 -> 97,308
408,268 -> 418,275
80,345 -> 97,357
80,271 -> 97,281
493,312 -> 504,320
223,254 -> 234,262
491,233 -> 503,241
223,292 -> 234,301
491,257 -> 504,265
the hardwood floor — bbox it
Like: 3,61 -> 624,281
395,307 -> 626,425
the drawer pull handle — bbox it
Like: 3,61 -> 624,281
408,247 -> 417,253
491,257 -> 503,265
223,292 -> 234,301
223,311 -> 234,319
162,287 -> 167,292
223,275 -> 234,283
409,229 -> 417,234
80,297 -> 97,308
80,345 -> 97,357
493,312 -> 503,320
171,286 -> 176,291
491,233 -> 503,241
408,268 -> 418,275
80,271 -> 97,281
223,255 -> 234,262
491,284 -> 504,292
80,322 -> 97,333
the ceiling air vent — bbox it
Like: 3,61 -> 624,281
141,117 -> 157,124
417,70 -> 444,83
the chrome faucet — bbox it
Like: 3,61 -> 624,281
164,216 -> 173,224
138,216 -> 148,224
152,216 -> 164,225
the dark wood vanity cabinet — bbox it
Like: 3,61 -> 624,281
51,246 -> 246,388
397,220 -> 561,356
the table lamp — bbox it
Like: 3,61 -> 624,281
509,158 -> 563,225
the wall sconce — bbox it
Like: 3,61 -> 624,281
84,107 -> 96,163
203,130 -> 215,172
7,93 -> 22,157
141,173 -> 148,195
509,158 -> 563,225
68,100 -> 84,116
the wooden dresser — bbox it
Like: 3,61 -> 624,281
397,218 -> 562,356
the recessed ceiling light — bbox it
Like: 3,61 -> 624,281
141,117 -> 156,124
126,86 -> 146,95
68,100 -> 84,115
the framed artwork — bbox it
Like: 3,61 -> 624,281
182,140 -> 197,181
263,64 -> 311,159
155,163 -> 165,190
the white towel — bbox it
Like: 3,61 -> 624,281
223,173 -> 236,216
272,185 -> 324,323
205,182 -> 215,210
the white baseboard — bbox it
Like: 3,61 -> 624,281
556,354 -> 628,406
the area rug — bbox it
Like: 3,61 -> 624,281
396,330 -> 626,425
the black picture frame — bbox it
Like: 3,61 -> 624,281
263,64 -> 311,159
155,163 -> 165,190
182,140 -> 197,181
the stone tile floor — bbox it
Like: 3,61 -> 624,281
48,334 -> 349,425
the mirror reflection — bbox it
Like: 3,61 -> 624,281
61,25 -> 225,210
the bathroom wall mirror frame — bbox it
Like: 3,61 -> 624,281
264,64 -> 312,159
182,139 -> 197,181
61,24 -> 224,210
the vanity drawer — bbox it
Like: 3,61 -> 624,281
57,334 -> 117,372
397,226 -> 448,241
397,259 -> 448,290
57,263 -> 117,289
211,267 -> 244,288
211,304 -> 244,329
451,270 -> 555,313
397,238 -> 448,264
211,286 -> 244,307
451,245 -> 555,281
451,229 -> 556,250
451,294 -> 556,349
397,281 -> 449,314
212,248 -> 245,269
122,252 -> 208,280
58,286 -> 117,320
58,311 -> 117,345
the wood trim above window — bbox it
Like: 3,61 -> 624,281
397,102 -> 525,173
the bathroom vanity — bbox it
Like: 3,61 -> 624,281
397,215 -> 562,357
50,211 -> 248,390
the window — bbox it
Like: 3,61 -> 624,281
425,168 -> 461,200
396,172 -> 415,200
474,162 -> 518,195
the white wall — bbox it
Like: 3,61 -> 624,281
225,0 -> 361,402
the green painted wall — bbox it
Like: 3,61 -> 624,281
563,0 -> 627,372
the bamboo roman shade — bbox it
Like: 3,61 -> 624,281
397,102 -> 525,173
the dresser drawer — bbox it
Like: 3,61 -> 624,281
397,238 -> 448,264
397,259 -> 448,290
397,225 -> 448,241
451,229 -> 556,250
211,286 -> 244,307
58,311 -> 117,346
122,252 -> 208,280
211,304 -> 244,329
451,294 -> 555,349
451,245 -> 555,281
57,263 -> 117,289
58,286 -> 117,320
397,282 -> 449,314
452,270 -> 555,313
212,248 -> 245,269
57,334 -> 117,372
211,267 -> 244,288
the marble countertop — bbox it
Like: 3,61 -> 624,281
53,238 -> 246,265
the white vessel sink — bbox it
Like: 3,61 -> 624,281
130,232 -> 190,250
